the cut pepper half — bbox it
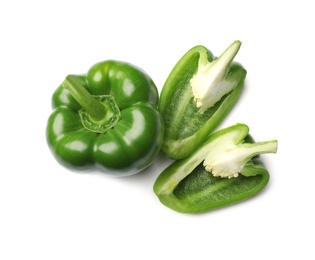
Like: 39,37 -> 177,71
154,124 -> 278,213
159,41 -> 246,160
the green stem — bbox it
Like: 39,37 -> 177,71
62,75 -> 106,121
203,139 -> 278,178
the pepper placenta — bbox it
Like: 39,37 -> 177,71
47,60 -> 164,176
159,41 -> 247,160
153,124 -> 278,213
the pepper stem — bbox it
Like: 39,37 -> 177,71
203,140 -> 278,179
62,75 -> 121,133
190,40 -> 242,113
62,75 -> 106,121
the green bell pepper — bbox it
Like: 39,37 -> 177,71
154,124 -> 278,213
159,40 -> 247,160
46,60 -> 164,176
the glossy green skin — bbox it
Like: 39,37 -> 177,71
154,125 -> 270,214
47,60 -> 164,176
159,46 -> 247,160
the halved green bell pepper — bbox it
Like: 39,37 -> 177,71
154,124 -> 278,213
159,41 -> 247,160
47,60 -> 164,176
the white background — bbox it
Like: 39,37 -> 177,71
1,0 -> 314,259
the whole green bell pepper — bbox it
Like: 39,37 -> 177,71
46,60 -> 164,176
159,40 -> 247,160
154,124 -> 278,213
